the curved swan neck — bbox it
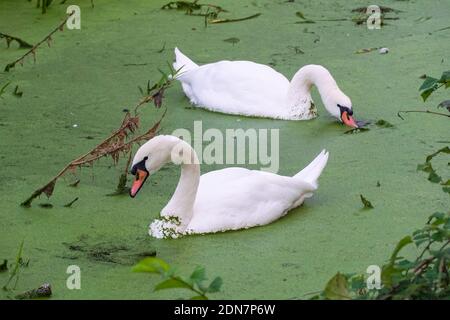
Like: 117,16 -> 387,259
287,65 -> 340,115
162,141 -> 200,227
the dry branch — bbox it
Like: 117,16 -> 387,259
21,111 -> 164,207
4,12 -> 74,72
0,33 -> 33,49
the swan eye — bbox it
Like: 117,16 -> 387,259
144,156 -> 148,161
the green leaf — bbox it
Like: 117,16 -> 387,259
207,276 -> 223,293
132,257 -> 170,274
419,76 -> 438,91
360,194 -> 374,209
417,162 -> 433,173
389,236 -> 413,265
421,88 -> 435,102
375,119 -> 394,128
190,295 -> 208,300
428,171 -> 442,183
425,147 -> 450,163
324,273 -> 351,300
439,70 -> 450,82
154,277 -> 192,291
189,266 -> 206,285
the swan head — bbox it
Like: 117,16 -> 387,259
322,90 -> 358,128
129,135 -> 182,198
129,135 -> 195,197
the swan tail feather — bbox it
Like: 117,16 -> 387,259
294,150 -> 329,189
173,47 -> 198,76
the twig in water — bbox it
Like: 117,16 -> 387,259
397,110 -> 450,120
0,33 -> 33,49
64,197 -> 79,208
209,13 -> 261,24
20,112 -> 164,207
4,11 -> 74,72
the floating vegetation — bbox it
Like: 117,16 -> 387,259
62,236 -> 156,265
355,47 -> 380,54
38,203 -> 53,209
162,0 -> 227,15
360,194 -> 374,209
68,179 -> 80,187
297,7 -> 400,27
0,260 -> 7,272
157,42 -> 166,53
295,11 -> 315,23
0,33 -> 33,49
13,85 -> 23,98
351,6 -> 402,14
344,127 -> 369,134
0,82 -> 11,97
375,119 -> 394,128
161,0 -> 260,26
209,13 -> 261,24
133,257 -> 223,300
223,37 -> 240,45
15,283 -> 52,300
4,12 -> 74,72
63,197 -> 79,208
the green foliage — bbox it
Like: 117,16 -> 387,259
419,71 -> 450,102
314,145 -> 450,300
417,146 -> 450,193
312,212 -> 450,300
133,257 -> 223,299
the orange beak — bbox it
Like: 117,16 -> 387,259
341,111 -> 358,128
130,169 -> 149,198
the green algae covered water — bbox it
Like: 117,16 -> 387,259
0,0 -> 449,299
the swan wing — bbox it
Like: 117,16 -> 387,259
178,61 -> 291,118
188,168 -> 313,233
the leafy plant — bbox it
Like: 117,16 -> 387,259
398,71 -> 450,119
312,212 -> 450,300
133,257 -> 223,300
419,71 -> 450,102
417,146 -> 450,193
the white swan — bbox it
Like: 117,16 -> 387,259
129,135 -> 329,239
173,48 -> 358,128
